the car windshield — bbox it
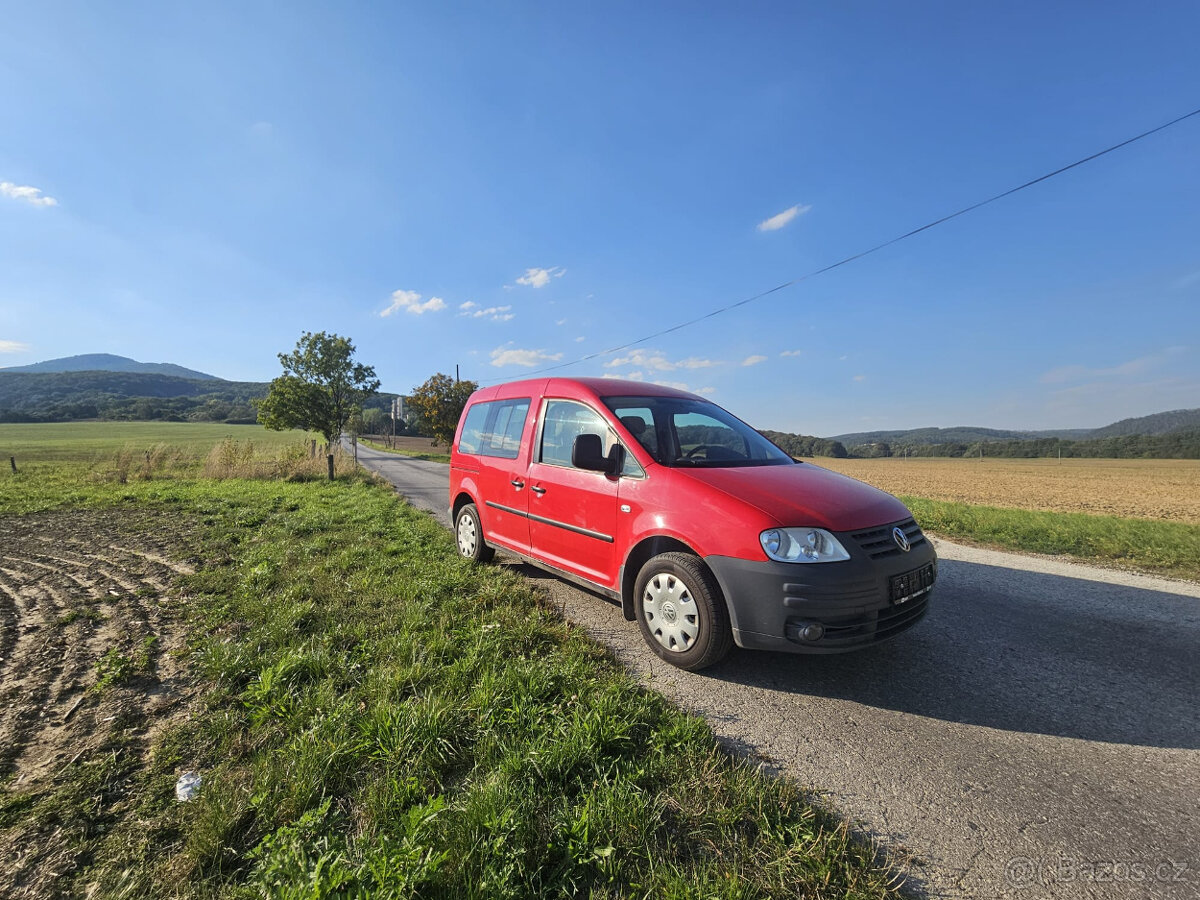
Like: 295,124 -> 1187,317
602,396 -> 796,468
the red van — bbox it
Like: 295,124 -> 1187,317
449,378 -> 936,670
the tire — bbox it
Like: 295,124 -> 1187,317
454,503 -> 494,563
634,552 -> 732,671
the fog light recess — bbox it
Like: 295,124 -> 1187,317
798,622 -> 825,642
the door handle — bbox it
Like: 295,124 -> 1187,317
510,479 -> 525,489
531,485 -> 547,495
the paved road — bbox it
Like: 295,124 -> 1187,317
353,442 -> 1200,899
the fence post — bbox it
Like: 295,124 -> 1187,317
9,456 -> 16,474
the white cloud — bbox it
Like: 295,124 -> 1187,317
697,387 -> 717,396
780,349 -> 802,357
1,182 -> 58,207
250,121 -> 273,137
605,349 -> 721,372
515,266 -> 565,288
490,345 -> 563,367
459,303 -> 514,322
742,355 -> 768,367
1171,270 -> 1200,290
653,380 -> 691,391
380,289 -> 446,316
853,374 -> 867,383
603,371 -> 645,381
607,350 -> 675,372
555,318 -> 567,326
0,340 -> 31,353
756,203 -> 811,232
1040,347 -> 1188,384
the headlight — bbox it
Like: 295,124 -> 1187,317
760,527 -> 851,563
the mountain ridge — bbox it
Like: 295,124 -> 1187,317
0,353 -> 220,381
829,408 -> 1200,446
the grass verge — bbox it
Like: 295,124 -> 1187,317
903,496 -> 1200,580
1,462 -> 902,898
360,437 -> 451,463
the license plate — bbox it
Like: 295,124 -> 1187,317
890,563 -> 936,605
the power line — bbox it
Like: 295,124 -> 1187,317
491,105 -> 1200,383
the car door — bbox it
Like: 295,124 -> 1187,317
468,397 -> 534,554
526,399 -> 621,587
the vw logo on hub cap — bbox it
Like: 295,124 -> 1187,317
893,526 -> 911,552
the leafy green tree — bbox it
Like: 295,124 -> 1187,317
257,332 -> 381,466
406,373 -> 478,448
360,407 -> 385,434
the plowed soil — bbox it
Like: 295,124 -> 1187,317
0,508 -> 201,897
807,457 -> 1200,524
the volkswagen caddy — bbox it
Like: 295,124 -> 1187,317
449,378 -> 936,670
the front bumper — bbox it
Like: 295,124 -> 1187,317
705,520 -> 937,654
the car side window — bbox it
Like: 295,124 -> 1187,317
458,398 -> 531,459
610,405 -> 661,463
538,400 -> 643,477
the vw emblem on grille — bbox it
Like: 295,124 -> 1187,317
893,526 -> 911,552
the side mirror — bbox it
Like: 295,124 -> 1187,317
572,434 -> 621,475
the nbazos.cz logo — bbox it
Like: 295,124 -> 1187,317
1004,856 -> 1190,889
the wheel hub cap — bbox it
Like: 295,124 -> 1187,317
642,573 -> 700,653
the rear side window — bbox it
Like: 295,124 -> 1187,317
457,398 -> 531,459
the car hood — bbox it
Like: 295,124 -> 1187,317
677,462 -> 911,533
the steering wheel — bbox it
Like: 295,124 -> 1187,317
685,445 -> 716,459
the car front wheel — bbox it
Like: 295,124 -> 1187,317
455,503 -> 494,563
634,552 -> 732,671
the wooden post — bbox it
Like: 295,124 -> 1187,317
327,454 -> 335,481
9,456 -> 16,474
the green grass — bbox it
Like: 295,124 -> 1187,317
0,423 -> 331,516
360,437 -> 452,463
1,458 -> 902,899
0,421 -> 317,461
93,636 -> 158,692
903,496 -> 1200,580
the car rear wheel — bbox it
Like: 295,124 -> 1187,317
455,503 -> 494,563
634,552 -> 732,671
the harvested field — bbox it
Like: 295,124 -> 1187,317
804,457 -> 1200,524
0,508 -> 200,898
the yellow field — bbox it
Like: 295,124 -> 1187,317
804,457 -> 1200,524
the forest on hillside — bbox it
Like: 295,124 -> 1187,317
761,428 -> 1200,460
0,371 -> 399,426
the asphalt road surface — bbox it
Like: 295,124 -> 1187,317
352,441 -> 1200,899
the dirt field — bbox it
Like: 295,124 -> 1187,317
804,457 -> 1200,524
0,509 -> 200,897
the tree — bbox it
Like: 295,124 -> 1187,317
407,373 -> 478,448
257,332 -> 380,477
360,407 -> 385,434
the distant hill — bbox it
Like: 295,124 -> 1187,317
0,370 -> 268,424
831,426 -> 1048,446
830,410 -> 1200,447
1088,409 -> 1200,438
0,368 -> 399,425
0,353 -> 219,381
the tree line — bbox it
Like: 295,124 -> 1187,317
839,430 -> 1200,460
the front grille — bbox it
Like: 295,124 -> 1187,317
851,518 -> 927,560
788,591 -> 932,650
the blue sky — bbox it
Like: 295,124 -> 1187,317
2,2 -> 1197,436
